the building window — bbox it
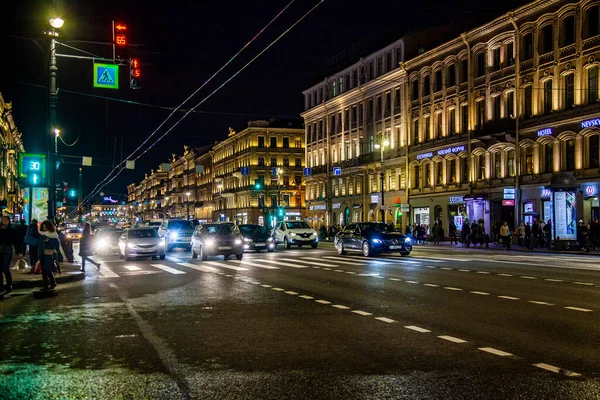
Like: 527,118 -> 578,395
523,33 -> 533,60
493,96 -> 501,120
590,135 -> 600,167
346,142 -> 351,160
478,155 -> 486,180
507,151 -> 515,177
270,157 -> 277,167
339,76 -> 344,94
494,154 -> 501,178
448,109 -> 456,135
258,157 -> 265,166
476,100 -> 485,129
412,80 -> 419,100
369,61 -> 374,80
544,80 -> 553,114
394,88 -> 401,112
283,157 -> 289,167
435,70 -> 442,92
376,96 -> 382,118
565,74 -> 575,108
367,99 -> 373,119
524,86 -> 533,118
436,162 -> 443,185
476,52 -> 485,77
461,59 -> 468,83
377,56 -> 383,76
385,92 -> 391,114
295,157 -> 301,167
295,138 -> 302,148
492,47 -> 501,71
524,146 -> 533,175
413,119 -> 420,144
332,80 -> 336,97
449,159 -> 457,183
586,5 -> 599,38
369,135 -> 374,153
545,142 -> 554,172
506,91 -> 514,118
270,137 -> 277,148
589,66 -> 599,103
413,165 -> 420,189
352,69 -> 358,88
540,25 -> 553,54
461,104 -> 468,133
435,113 -> 442,138
461,157 -> 469,182
386,52 -> 392,72
424,164 -> 431,187
447,64 -> 456,86
258,136 -> 265,148
506,42 -> 514,65
562,16 -> 575,46
282,137 -> 289,148
396,47 -> 402,65
566,139 -> 576,170
423,76 -> 431,96
359,66 -> 365,84
424,116 -> 430,140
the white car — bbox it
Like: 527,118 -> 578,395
272,221 -> 319,249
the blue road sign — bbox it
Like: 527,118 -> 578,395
93,63 -> 119,90
241,167 -> 249,176
333,167 -> 342,176
303,167 -> 312,176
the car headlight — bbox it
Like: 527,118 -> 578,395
404,237 -> 411,244
158,239 -> 166,247
312,231 -> 318,237
267,237 -> 274,242
235,238 -> 242,245
169,232 -> 178,240
96,238 -> 108,248
204,239 -> 215,247
243,237 -> 251,242
126,242 -> 136,249
290,232 -> 297,236
371,238 -> 383,244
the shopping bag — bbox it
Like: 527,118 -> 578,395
34,261 -> 42,275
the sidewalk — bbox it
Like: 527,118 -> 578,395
414,240 -> 600,256
9,258 -> 85,290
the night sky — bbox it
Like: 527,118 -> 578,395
2,0 -> 526,202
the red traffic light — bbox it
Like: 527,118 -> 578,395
114,22 -> 127,46
115,23 -> 127,32
130,58 -> 141,89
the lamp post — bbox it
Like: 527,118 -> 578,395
47,16 -> 64,222
185,192 -> 191,220
374,139 -> 390,223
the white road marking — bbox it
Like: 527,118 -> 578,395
332,305 -> 350,310
313,266 -> 321,269
225,274 -> 233,277
302,257 -> 359,266
345,271 -> 356,274
229,260 -> 279,270
405,280 -> 419,284
178,262 -> 219,273
150,264 -> 186,275
532,363 -> 582,377
315,300 -> 331,304
271,288 -> 285,291
411,256 -> 467,262
438,335 -> 467,343
573,282 -> 595,286
261,284 -> 272,288
424,283 -> 439,287
388,278 -> 402,281
479,347 -> 513,357
471,291 -> 490,295
334,269 -> 344,272
250,259 -> 307,269
341,256 -> 389,264
323,268 -> 332,271
476,271 -> 491,275
299,295 -> 314,299
498,273 -> 513,277
528,300 -> 553,305
278,258 -> 335,268
441,267 -> 452,270
498,296 -> 520,300
204,261 -> 249,271
520,276 -> 537,279
250,281 -> 261,285
425,265 -> 437,269
458,269 -> 470,272
124,265 -> 141,271
358,273 -> 381,277
444,287 -> 463,291
351,310 -> 372,316
99,266 -> 119,278
544,278 -> 563,282
375,317 -> 396,323
564,306 -> 593,312
404,325 -> 430,332
284,291 -> 298,295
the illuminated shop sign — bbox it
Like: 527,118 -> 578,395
437,145 -> 465,156
448,196 -> 464,204
332,203 -> 341,209
541,189 -> 552,198
537,128 -> 552,137
503,188 -> 516,200
416,152 -> 433,160
584,185 -> 598,196
581,118 -> 600,128
309,204 -> 327,211
502,200 -> 515,206
371,195 -> 380,204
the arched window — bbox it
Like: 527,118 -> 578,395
460,157 -> 469,182
565,139 -> 576,170
589,135 -> 600,168
493,152 -> 501,178
448,158 -> 457,183
523,146 -> 533,175
435,161 -> 443,185
477,154 -> 486,180
413,165 -> 421,189
424,163 -> 432,187
544,142 -> 554,172
507,150 -> 516,177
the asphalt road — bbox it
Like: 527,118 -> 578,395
1,242 -> 600,399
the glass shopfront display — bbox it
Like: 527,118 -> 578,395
413,207 -> 430,225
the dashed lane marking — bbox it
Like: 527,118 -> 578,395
573,282 -> 595,286
332,305 -> 350,310
375,317 -> 397,323
564,306 -> 593,312
479,347 -> 513,357
284,291 -> 298,295
334,269 -> 344,272
315,300 -> 331,305
533,363 -> 582,377
351,310 -> 372,316
261,284 -> 272,288
498,273 -> 513,277
299,295 -> 314,300
249,281 -> 261,285
528,300 -> 553,305
441,267 -> 452,270
498,296 -> 520,300
444,287 -> 463,291
476,271 -> 491,274
124,265 -> 141,271
544,278 -> 563,282
388,278 -> 402,281
405,280 -> 419,284
404,325 -> 430,332
438,335 -> 467,344
458,269 -> 471,272
271,288 -> 285,291
150,264 -> 186,275
425,265 -> 437,269
471,291 -> 490,295
424,283 -> 440,287
520,276 -> 537,279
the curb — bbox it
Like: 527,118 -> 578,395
415,243 -> 600,256
11,270 -> 85,290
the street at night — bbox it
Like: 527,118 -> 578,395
1,244 -> 600,399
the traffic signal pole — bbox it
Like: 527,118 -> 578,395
48,36 -> 58,222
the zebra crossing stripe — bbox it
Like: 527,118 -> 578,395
248,259 -> 308,268
203,261 -> 249,271
151,264 -> 186,275
177,262 -> 219,273
99,266 -> 119,278
229,260 -> 279,269
300,257 -> 359,266
278,258 -> 335,267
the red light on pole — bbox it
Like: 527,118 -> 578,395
114,22 -> 127,47
130,58 -> 141,89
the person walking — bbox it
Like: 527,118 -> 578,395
26,219 -> 40,274
14,219 -> 27,259
500,221 -> 511,250
0,216 -> 16,294
491,221 -> 500,244
532,219 -> 540,249
462,220 -> 471,247
432,222 -> 441,245
79,223 -> 100,272
449,221 -> 457,245
523,222 -> 530,249
478,220 -> 489,248
38,220 -> 59,292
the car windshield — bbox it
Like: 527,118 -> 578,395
239,225 -> 269,235
148,222 -> 162,227
67,229 -> 81,233
360,223 -> 396,233
128,229 -> 159,238
285,221 -> 311,230
203,224 -> 234,234
168,221 -> 194,230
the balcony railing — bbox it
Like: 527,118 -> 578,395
583,35 -> 600,51
538,52 -> 554,66
446,86 -> 457,96
520,59 -> 534,72
560,44 -> 576,59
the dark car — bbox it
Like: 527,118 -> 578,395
191,223 -> 243,261
335,222 -> 412,257
239,224 -> 276,252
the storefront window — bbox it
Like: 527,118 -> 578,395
545,143 -> 554,172
413,207 -> 430,225
589,135 -> 599,168
507,151 -> 515,177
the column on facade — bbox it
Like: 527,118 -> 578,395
553,139 -> 561,173
576,135 -> 583,170
532,143 -> 541,175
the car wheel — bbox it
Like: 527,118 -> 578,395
191,248 -> 198,259
159,255 -> 166,260
235,253 -> 243,260
199,246 -> 207,261
267,248 -> 274,253
284,237 -> 291,249
336,241 -> 347,255
400,252 -> 410,256
362,241 -> 373,257
311,242 -> 318,249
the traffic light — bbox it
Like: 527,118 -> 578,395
254,179 -> 262,189
130,58 -> 141,89
277,207 -> 284,217
114,22 -> 127,47
69,189 -> 76,198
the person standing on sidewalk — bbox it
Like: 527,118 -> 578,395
523,222 -> 530,249
500,221 -> 511,250
544,220 -> 552,246
448,221 -> 457,245
26,219 -> 40,273
0,216 -> 16,294
532,219 -> 540,249
79,223 -> 100,272
14,219 -> 27,259
38,220 -> 59,292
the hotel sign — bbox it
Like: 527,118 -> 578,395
581,118 -> 600,128
537,128 -> 552,137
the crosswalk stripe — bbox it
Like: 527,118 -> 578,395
178,262 -> 219,273
351,255 -> 422,265
203,261 -> 248,271
278,258 -> 336,267
151,264 -> 186,275
229,260 -> 279,269
99,266 -> 119,278
247,259 -> 308,269
124,265 -> 141,271
301,257 -> 359,266
341,256 -> 388,264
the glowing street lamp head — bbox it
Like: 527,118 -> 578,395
374,143 -> 381,149
53,128 -> 60,137
49,18 -> 64,29
185,192 -> 191,197
383,139 -> 390,147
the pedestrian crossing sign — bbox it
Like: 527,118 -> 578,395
93,63 -> 119,89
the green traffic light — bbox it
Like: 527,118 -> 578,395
69,190 -> 76,197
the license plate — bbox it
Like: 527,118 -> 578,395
256,243 -> 266,246
138,248 -> 153,252
389,245 -> 400,250
218,246 -> 231,250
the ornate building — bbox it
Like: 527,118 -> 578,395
302,0 -> 600,233
0,93 -> 25,218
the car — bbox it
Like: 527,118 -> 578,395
93,229 -> 124,256
272,221 -> 319,249
335,222 -> 412,257
64,228 -> 83,241
158,219 -> 195,251
238,224 -> 276,252
118,227 -> 166,261
191,223 -> 243,261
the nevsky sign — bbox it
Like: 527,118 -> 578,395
417,145 -> 465,160
582,118 -> 600,128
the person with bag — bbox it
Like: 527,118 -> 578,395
0,216 -> 16,294
79,223 -> 100,272
38,220 -> 59,292
500,221 -> 511,250
25,219 -> 40,274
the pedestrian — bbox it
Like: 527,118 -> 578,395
449,221 -> 457,244
592,219 -> 600,250
500,221 -> 511,250
532,218 -> 540,249
14,219 -> 27,258
26,219 -> 40,274
538,220 -> 546,247
478,220 -> 489,248
523,222 -> 530,249
0,216 -> 16,294
544,219 -> 552,246
432,222 -> 441,245
491,221 -> 499,243
462,220 -> 471,247
38,220 -> 59,292
79,223 -> 101,272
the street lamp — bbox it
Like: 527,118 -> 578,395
186,192 -> 191,220
374,138 -> 390,223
